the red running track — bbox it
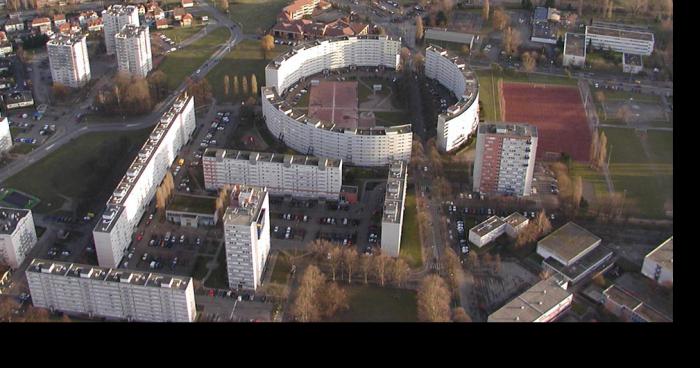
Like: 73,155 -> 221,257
502,83 -> 591,162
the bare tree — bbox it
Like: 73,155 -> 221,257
521,51 -> 537,73
318,281 -> 349,318
535,210 -> 552,236
392,258 -> 410,288
415,16 -> 424,41
441,247 -> 462,298
373,254 -> 390,286
452,307 -> 472,322
616,105 -> 633,124
503,27 -> 521,56
342,247 -> 358,284
0,296 -> 20,322
260,34 -> 275,60
218,0 -> 229,12
492,6 -> 510,31
589,129 -> 600,167
241,75 -> 249,95
328,246 -> 343,282
572,175 -> 583,212
233,75 -> 240,96
482,0 -> 490,21
578,0 -> 583,16
290,265 -> 324,322
359,254 -> 371,284
223,75 -> 230,96
250,74 -> 258,96
52,83 -> 70,101
412,52 -> 425,74
399,47 -> 411,72
417,274 -> 452,322
597,131 -> 608,170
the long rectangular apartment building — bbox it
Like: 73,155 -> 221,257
102,4 -> 140,55
202,148 -> 342,200
26,259 -> 197,322
0,208 -> 38,269
585,21 -> 654,56
223,185 -> 271,291
47,33 -> 91,88
115,24 -> 153,78
473,123 -> 538,197
93,94 -> 196,268
0,114 -> 12,153
381,161 -> 408,258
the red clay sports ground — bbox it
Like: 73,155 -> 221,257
502,83 -> 591,162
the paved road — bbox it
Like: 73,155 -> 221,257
0,2 -> 241,183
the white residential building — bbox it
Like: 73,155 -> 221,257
473,123 -> 538,197
102,4 -> 140,55
202,148 -> 342,200
381,161 -> 408,257
0,208 -> 38,270
425,45 -> 480,153
468,215 -> 506,248
0,114 -> 12,153
563,33 -> 586,68
26,259 -> 197,322
585,21 -> 655,56
488,276 -> 572,322
641,236 -> 673,286
223,185 -> 270,291
503,212 -> 529,238
47,33 -> 91,88
115,24 -> 152,78
93,94 -> 196,268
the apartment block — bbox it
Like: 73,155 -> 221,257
115,24 -> 153,78
26,259 -> 197,322
585,21 -> 654,56
473,123 -> 538,197
223,185 -> 270,291
0,114 -> 12,153
93,94 -> 196,268
0,208 -> 38,269
381,161 -> 408,257
102,4 -> 140,55
47,33 -> 91,88
202,148 -> 342,200
641,236 -> 673,286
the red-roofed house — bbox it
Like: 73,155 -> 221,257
53,14 -> 67,26
181,13 -> 194,27
280,0 -> 320,21
87,18 -> 104,32
58,22 -> 71,35
31,17 -> 52,35
172,7 -> 187,21
156,19 -> 170,30
182,0 -> 194,8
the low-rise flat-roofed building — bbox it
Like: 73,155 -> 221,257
488,276 -> 572,322
641,236 -> 672,286
26,259 -> 197,322
622,53 -> 643,74
468,215 -> 506,248
424,28 -> 475,50
165,194 -> 219,228
381,161 -> 408,257
537,222 -> 614,284
0,208 -> 38,269
602,284 -> 671,322
530,7 -> 560,44
1,90 -> 34,110
563,32 -> 586,67
223,185 -> 270,291
503,212 -> 529,238
585,21 -> 654,56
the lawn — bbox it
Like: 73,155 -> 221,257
157,27 -> 230,90
206,39 -> 286,102
596,88 -> 662,104
270,252 -> 291,284
229,0 -> 289,35
500,70 -> 578,86
327,285 -> 417,322
203,244 -> 229,289
374,111 -> 412,127
157,25 -> 205,43
475,69 -> 500,121
191,255 -> 209,280
169,194 -> 216,214
9,143 -> 35,155
399,191 -> 422,268
2,128 -> 151,213
602,127 -> 673,218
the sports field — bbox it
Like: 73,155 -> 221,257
502,82 -> 591,162
308,81 -> 359,129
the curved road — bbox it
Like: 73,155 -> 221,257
0,1 -> 240,183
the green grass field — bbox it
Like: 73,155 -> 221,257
475,70 -> 500,121
157,27 -> 230,90
157,24 -> 205,43
9,143 -> 35,155
602,127 -> 673,218
374,111 -> 412,126
3,129 -> 151,213
203,245 -> 229,289
328,285 -> 417,322
206,39 -> 286,102
400,191 -> 422,269
229,0 -> 289,35
270,252 -> 291,284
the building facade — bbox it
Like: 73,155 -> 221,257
585,22 -> 655,56
115,24 -> 153,78
641,236 -> 673,286
0,114 -> 12,153
381,161 -> 408,257
47,33 -> 91,88
102,4 -> 140,55
468,216 -> 506,248
202,148 -> 342,200
26,259 -> 197,322
223,185 -> 270,291
262,36 -> 412,167
488,276 -> 572,322
0,208 -> 38,269
425,45 -> 480,153
473,123 -> 538,197
93,94 -> 196,268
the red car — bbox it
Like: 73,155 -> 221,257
136,232 -> 144,241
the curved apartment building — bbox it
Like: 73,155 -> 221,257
261,35 -> 412,167
425,45 -> 480,153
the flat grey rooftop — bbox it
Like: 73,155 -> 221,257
538,222 -> 601,264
